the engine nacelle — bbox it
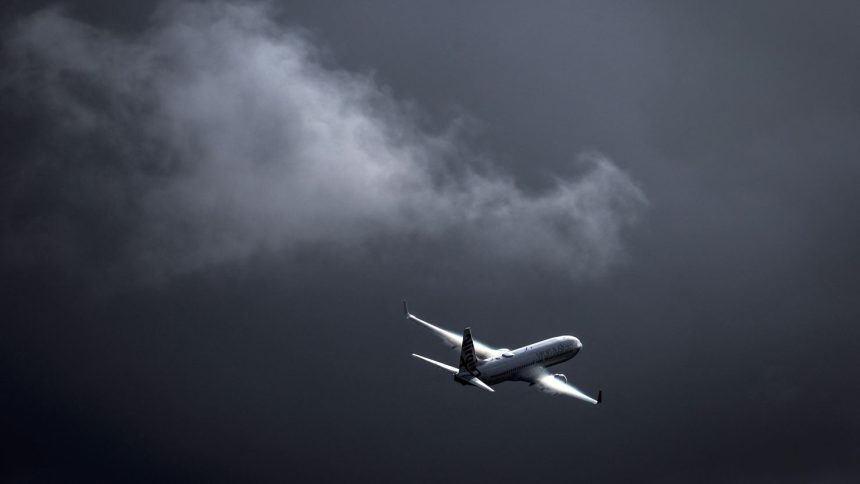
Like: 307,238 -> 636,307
553,373 -> 568,383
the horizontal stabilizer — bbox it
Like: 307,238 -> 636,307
456,374 -> 495,393
412,353 -> 458,374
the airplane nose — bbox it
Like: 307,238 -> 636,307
572,337 -> 582,349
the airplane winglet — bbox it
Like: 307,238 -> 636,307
597,390 -> 602,405
402,300 -> 410,317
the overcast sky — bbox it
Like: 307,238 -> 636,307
2,1 -> 859,482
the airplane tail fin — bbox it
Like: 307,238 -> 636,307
459,327 -> 480,376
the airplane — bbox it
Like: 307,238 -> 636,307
404,301 -> 602,405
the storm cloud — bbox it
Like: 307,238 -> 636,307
4,2 -> 646,278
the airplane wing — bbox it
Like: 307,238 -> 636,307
403,301 -> 499,359
523,367 -> 602,405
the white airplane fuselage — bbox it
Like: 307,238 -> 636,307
459,336 -> 581,385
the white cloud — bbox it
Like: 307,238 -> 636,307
6,2 -> 647,278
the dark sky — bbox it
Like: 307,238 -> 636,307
2,1 -> 859,482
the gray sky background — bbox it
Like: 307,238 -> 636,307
1,1 -> 859,482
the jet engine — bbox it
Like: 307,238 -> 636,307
553,374 -> 568,383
